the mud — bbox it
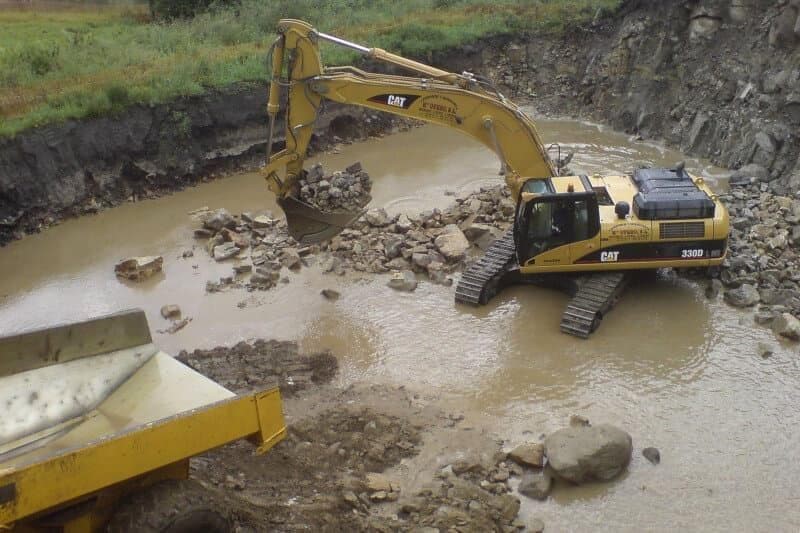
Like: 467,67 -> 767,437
185,357 -> 526,533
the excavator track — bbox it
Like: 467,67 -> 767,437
559,272 -> 628,338
455,229 -> 517,305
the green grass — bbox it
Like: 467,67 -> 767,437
0,0 -> 621,137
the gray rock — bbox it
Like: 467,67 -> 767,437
730,164 -> 768,181
724,284 -> 760,307
365,208 -> 390,227
544,424 -> 633,484
233,264 -> 252,275
462,222 -> 494,242
529,517 -> 545,533
642,447 -> 660,465
281,248 -> 302,270
203,208 -> 235,232
213,242 -> 240,261
434,225 -> 470,262
518,471 -> 552,501
387,270 -> 418,292
771,313 -> 800,341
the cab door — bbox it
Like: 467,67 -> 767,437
516,193 -> 599,270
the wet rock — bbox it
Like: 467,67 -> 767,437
281,248 -> 302,270
298,162 -> 372,213
114,256 -> 164,281
194,228 -> 214,239
462,222 -> 495,242
233,264 -> 252,275
518,470 -> 552,501
771,313 -> 800,341
388,271 -> 418,292
508,443 -> 545,468
203,208 -> 235,232
213,242 -> 240,261
544,424 -> 632,484
160,304 -> 181,319
321,288 -> 340,301
642,447 -> 661,465
434,225 -> 470,262
365,207 -> 391,227
251,215 -> 273,229
529,517 -> 545,533
724,284 -> 760,307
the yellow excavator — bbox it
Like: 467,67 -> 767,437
262,19 -> 729,337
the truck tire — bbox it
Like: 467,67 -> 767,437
106,479 -> 231,533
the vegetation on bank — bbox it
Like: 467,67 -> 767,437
0,0 -> 621,138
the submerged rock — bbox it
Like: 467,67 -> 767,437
160,304 -> 181,319
518,470 -> 552,500
544,424 -> 632,484
388,270 -> 418,292
771,313 -> 800,341
642,447 -> 661,465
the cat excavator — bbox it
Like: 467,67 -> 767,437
262,19 -> 729,337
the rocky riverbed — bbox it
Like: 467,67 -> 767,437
188,183 -> 515,294
714,174 -> 800,340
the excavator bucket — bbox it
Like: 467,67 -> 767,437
279,195 -> 363,244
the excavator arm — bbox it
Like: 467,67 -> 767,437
263,19 -> 556,243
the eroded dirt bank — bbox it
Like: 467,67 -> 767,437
179,340 -> 532,532
3,0 -> 799,245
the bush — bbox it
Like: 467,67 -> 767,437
149,0 -> 238,20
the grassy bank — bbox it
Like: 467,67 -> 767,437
0,0 -> 620,137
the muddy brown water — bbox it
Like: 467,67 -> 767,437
1,117 -> 799,532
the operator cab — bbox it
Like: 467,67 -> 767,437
515,176 -> 600,264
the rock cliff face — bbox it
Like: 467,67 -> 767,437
2,0 -> 799,244
487,0 -> 800,190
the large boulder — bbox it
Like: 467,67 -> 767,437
434,224 -> 469,262
544,424 -> 632,484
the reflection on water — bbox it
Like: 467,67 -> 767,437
1,118 -> 798,531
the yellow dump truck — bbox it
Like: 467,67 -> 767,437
0,309 -> 286,532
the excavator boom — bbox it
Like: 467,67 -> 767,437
263,19 -> 556,243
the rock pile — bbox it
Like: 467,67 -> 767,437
297,162 -> 372,213
716,178 -> 800,340
190,184 -> 514,293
